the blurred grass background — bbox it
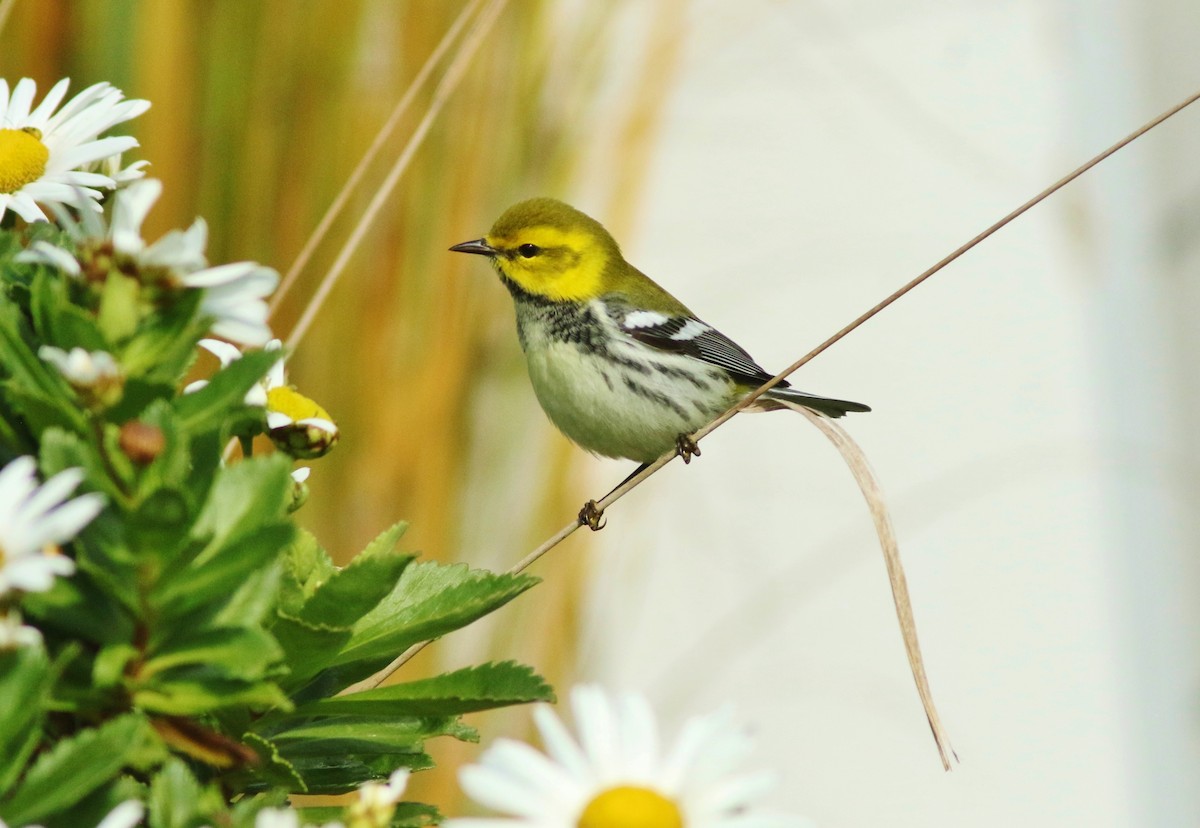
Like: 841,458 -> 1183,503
0,0 -> 682,809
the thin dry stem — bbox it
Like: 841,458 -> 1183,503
285,0 -> 509,350
791,403 -> 956,770
340,88 -> 1200,702
0,0 -> 15,38
268,0 -> 487,316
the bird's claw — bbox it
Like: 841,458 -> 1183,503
579,500 -> 606,531
675,434 -> 701,464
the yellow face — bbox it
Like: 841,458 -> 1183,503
485,224 -> 610,302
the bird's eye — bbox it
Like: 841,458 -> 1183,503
517,243 -> 541,258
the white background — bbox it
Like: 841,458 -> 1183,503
572,2 -> 1200,825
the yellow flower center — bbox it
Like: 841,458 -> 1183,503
266,386 -> 332,423
577,786 -> 684,828
0,127 -> 49,193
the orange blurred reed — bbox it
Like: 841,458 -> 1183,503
0,0 -> 684,809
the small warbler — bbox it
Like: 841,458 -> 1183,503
452,198 -> 869,523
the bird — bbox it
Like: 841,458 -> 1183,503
450,197 -> 869,527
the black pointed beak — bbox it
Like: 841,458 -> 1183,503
449,238 -> 498,257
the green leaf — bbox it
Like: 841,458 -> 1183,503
360,521 -> 409,558
282,752 -> 434,796
38,427 -> 125,505
148,759 -> 226,828
20,566 -> 132,647
270,617 -> 353,694
277,530 -> 337,617
0,714 -> 144,826
142,626 -> 284,682
0,647 -> 51,796
128,400 -> 193,500
96,271 -> 140,343
121,290 -> 207,385
132,678 -> 291,716
267,715 -> 475,756
173,348 -> 278,436
42,777 -> 144,828
29,269 -> 107,352
238,733 -> 307,792
331,562 -> 539,670
153,524 -> 293,622
0,304 -> 85,424
190,453 -> 292,552
0,383 -> 86,437
294,662 -> 553,717
214,562 -> 284,630
293,549 -> 414,630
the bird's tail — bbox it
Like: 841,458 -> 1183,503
756,386 -> 871,418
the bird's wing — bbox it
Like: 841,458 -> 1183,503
612,306 -> 788,388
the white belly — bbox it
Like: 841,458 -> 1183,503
524,340 -> 733,463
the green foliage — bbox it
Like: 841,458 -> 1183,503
0,211 -> 551,826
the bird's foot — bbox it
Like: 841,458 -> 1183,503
578,500 -> 607,531
675,433 -> 701,464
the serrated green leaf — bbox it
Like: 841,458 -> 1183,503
284,752 -> 434,796
0,714 -> 143,826
295,661 -> 553,717
360,521 -> 409,559
142,626 -> 283,682
294,550 -> 414,629
0,647 -> 51,795
331,562 -> 539,670
270,615 -> 353,693
277,531 -> 337,618
148,759 -> 226,828
239,733 -> 307,792
267,715 -> 476,756
133,677 -> 291,717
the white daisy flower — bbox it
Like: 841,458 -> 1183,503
0,77 -> 149,223
38,346 -> 123,407
181,262 -> 278,346
94,801 -> 144,828
87,150 -> 149,188
0,609 -> 42,650
347,769 -> 410,828
0,456 -> 104,598
448,685 -> 807,828
254,341 -> 338,459
38,345 -> 119,385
